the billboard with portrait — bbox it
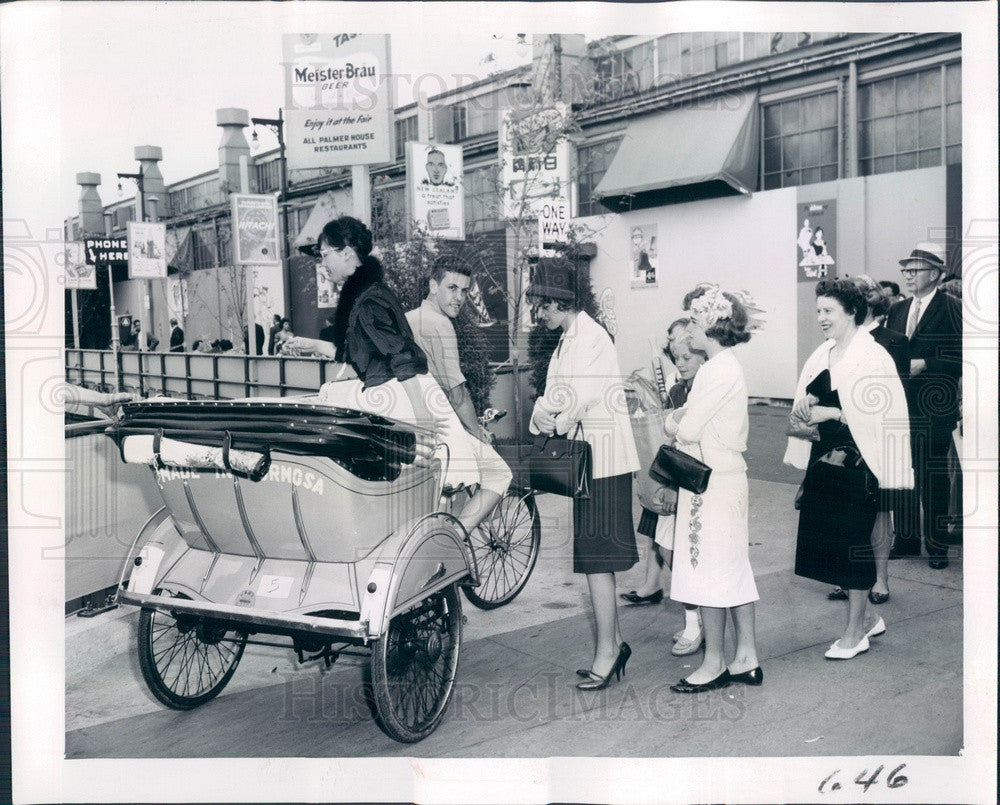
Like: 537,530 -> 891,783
406,141 -> 464,239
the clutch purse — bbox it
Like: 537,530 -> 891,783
528,423 -> 592,499
649,444 -> 711,495
786,413 -> 820,442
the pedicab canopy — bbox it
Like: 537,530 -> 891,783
106,399 -> 433,483
594,90 -> 759,211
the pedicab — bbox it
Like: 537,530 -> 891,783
110,396 -> 537,742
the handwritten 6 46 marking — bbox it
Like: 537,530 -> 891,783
819,763 -> 908,794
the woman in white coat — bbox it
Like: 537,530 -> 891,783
528,259 -> 640,691
785,279 -> 913,659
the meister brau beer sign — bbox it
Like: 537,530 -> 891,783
282,33 -> 392,169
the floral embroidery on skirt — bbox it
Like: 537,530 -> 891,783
688,494 -> 704,567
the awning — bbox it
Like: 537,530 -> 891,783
293,191 -> 343,255
165,226 -> 193,274
594,91 -> 759,211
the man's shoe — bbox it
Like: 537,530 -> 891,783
929,557 -> 949,570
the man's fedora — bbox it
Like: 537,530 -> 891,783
899,241 -> 947,271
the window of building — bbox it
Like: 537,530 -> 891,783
653,32 -> 844,87
464,165 -> 501,234
859,62 -> 962,175
255,158 -> 282,193
394,115 -> 418,160
657,33 -> 739,84
452,104 -> 468,141
762,91 -> 839,189
112,205 -> 135,230
594,41 -> 656,100
576,137 -> 622,217
191,222 -> 218,269
466,90 -> 501,138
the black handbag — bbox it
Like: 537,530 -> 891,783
796,444 -> 878,511
528,423 -> 592,499
649,444 -> 712,495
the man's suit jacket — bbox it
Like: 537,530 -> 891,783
871,323 -> 909,380
169,326 -> 185,352
885,291 -> 962,427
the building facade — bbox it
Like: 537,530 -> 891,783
66,31 -> 962,400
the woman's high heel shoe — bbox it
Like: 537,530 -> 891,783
576,643 -> 631,690
576,642 -> 631,678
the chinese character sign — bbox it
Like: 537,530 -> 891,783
64,242 -> 97,289
282,33 -> 392,169
231,194 -> 280,265
499,103 -> 572,218
126,221 -> 167,279
407,141 -> 465,239
797,200 -> 837,282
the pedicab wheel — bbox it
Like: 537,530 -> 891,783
462,487 -> 541,610
137,591 -> 247,710
367,583 -> 462,743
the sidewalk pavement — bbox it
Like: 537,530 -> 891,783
65,407 -> 963,758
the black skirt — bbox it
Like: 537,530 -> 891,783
572,473 -> 638,574
793,371 -> 878,590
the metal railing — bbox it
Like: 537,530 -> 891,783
65,349 -> 337,400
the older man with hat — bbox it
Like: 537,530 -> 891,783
885,241 -> 962,569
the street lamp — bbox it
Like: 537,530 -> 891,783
250,110 -> 290,262
116,168 -> 146,222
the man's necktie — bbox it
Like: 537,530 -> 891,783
906,297 -> 921,338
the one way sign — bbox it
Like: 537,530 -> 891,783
537,196 -> 570,255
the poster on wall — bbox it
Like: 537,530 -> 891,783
231,194 -> 281,265
315,262 -> 339,309
797,200 -> 837,281
628,223 -> 659,289
406,142 -> 464,239
64,242 -> 96,290
499,103 -> 571,218
166,276 -> 189,324
252,264 -> 286,326
126,221 -> 167,279
282,33 -> 392,170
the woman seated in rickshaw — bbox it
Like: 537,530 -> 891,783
285,216 -> 511,534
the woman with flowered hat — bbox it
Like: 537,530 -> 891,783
663,284 -> 765,692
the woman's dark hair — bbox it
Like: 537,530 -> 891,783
321,216 -> 385,356
681,287 -> 752,347
850,275 -> 890,319
527,295 -> 575,313
816,278 -> 866,325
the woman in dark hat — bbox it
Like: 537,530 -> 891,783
527,257 -> 640,691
